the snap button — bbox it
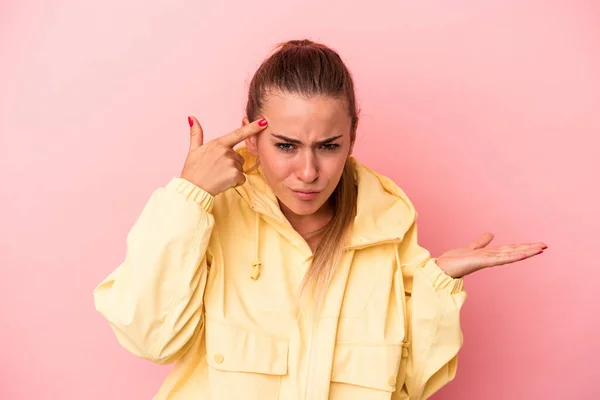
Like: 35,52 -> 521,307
214,353 -> 224,364
388,375 -> 397,386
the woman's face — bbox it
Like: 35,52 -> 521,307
244,92 -> 354,218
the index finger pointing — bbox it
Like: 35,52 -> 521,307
217,118 -> 268,147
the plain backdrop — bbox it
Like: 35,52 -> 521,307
1,0 -> 598,398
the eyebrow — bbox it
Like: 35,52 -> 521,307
271,134 -> 343,145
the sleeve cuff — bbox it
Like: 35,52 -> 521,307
166,178 -> 215,213
422,259 -> 464,294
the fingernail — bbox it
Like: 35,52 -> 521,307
541,245 -> 548,250
258,118 -> 268,127
536,250 -> 544,255
188,117 -> 193,127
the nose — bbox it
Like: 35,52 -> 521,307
298,151 -> 318,183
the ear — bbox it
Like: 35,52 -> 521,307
242,117 -> 259,156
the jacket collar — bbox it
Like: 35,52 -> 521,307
233,146 -> 416,250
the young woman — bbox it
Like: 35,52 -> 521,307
94,39 -> 546,399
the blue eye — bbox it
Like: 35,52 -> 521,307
276,143 -> 295,152
276,142 -> 340,152
321,143 -> 340,151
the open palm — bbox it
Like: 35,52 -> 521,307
435,233 -> 547,278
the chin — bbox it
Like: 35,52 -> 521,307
280,196 -> 327,217
291,205 -> 321,216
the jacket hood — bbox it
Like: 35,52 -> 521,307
233,146 -> 418,250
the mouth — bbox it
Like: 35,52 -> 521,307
290,188 -> 321,200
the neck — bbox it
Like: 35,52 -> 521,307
280,200 -> 334,250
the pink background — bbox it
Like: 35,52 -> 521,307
1,0 -> 598,398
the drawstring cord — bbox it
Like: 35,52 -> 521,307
250,212 -> 262,280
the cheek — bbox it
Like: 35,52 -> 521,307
322,154 -> 348,180
257,145 -> 292,182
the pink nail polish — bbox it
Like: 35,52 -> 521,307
188,117 -> 193,127
258,118 -> 268,127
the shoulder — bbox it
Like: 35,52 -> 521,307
349,159 -> 419,244
352,159 -> 418,218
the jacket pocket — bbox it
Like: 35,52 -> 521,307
205,319 -> 289,400
329,342 -> 405,400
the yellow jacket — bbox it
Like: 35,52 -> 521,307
94,148 -> 466,400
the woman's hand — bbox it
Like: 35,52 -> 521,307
435,233 -> 547,278
181,116 -> 268,196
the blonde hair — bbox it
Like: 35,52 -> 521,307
245,39 -> 359,309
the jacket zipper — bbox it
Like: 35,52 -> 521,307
304,319 -> 319,399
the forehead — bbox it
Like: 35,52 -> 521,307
261,92 -> 351,138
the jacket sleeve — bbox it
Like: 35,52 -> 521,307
93,177 -> 215,365
394,220 -> 467,399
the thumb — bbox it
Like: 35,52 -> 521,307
188,116 -> 203,149
468,232 -> 494,250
